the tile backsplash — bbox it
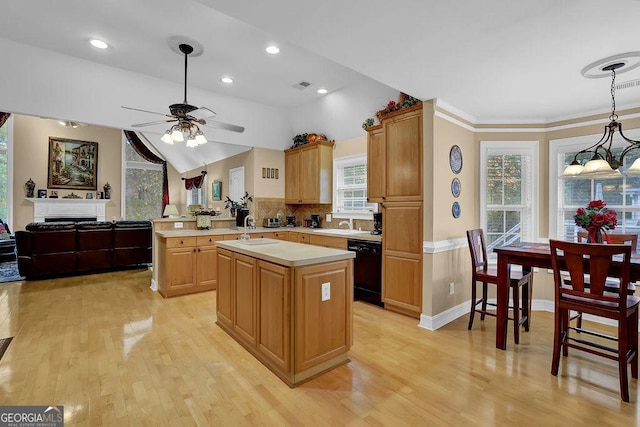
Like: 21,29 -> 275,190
252,197 -> 374,231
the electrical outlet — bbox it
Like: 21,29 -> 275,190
174,222 -> 183,229
321,282 -> 331,301
326,214 -> 332,223
449,282 -> 455,295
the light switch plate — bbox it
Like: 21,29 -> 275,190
326,214 -> 332,223
321,282 -> 330,301
174,222 -> 183,229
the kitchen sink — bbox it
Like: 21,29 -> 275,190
236,238 -> 280,245
312,229 -> 366,236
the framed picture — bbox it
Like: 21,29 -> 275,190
86,192 -> 93,199
96,191 -> 104,199
37,189 -> 47,198
49,190 -> 58,198
212,180 -> 222,201
48,137 -> 98,190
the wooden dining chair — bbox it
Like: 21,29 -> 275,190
466,229 -> 532,344
577,231 -> 638,251
549,239 -> 639,402
574,231 -> 638,329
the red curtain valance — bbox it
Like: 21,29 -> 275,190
184,173 -> 206,190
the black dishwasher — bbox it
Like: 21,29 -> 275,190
347,239 -> 383,307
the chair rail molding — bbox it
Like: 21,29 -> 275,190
26,198 -> 109,222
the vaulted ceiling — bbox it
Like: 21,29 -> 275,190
0,0 -> 639,172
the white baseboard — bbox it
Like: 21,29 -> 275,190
150,278 -> 158,292
419,298 -> 628,331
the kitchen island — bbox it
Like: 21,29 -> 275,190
215,238 -> 355,387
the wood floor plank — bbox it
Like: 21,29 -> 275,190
0,269 -> 637,425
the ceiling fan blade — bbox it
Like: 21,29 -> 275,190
132,119 -> 177,128
122,105 -> 173,118
189,107 -> 216,120
204,120 -> 245,133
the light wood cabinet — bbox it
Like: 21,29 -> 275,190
273,231 -> 289,241
158,235 -> 222,298
367,104 -> 423,202
285,141 -> 334,204
309,234 -> 348,250
382,202 -> 423,318
367,104 -> 423,319
233,253 -> 257,345
216,245 -> 352,387
366,125 -> 385,203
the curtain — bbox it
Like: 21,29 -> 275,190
123,130 -> 170,212
184,172 -> 205,190
0,112 -> 11,128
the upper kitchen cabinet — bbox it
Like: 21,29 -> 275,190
285,141 -> 334,204
367,104 -> 423,202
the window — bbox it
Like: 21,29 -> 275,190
480,141 -> 538,259
549,130 -> 640,241
123,138 -> 163,220
186,178 -> 206,209
0,117 -> 9,223
333,155 -> 376,218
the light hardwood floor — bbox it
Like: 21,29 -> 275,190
0,269 -> 637,426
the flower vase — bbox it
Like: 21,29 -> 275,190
587,228 -> 604,243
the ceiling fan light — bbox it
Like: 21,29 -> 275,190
195,132 -> 207,145
186,138 -> 198,148
170,129 -> 184,142
161,132 -> 174,144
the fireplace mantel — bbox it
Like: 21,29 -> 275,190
26,198 -> 110,222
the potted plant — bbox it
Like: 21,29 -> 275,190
225,192 -> 253,224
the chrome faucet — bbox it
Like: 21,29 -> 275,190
242,214 -> 255,240
338,218 -> 353,230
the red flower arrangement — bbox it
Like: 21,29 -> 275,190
574,199 -> 617,243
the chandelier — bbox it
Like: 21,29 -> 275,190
561,62 -> 640,179
160,119 -> 207,148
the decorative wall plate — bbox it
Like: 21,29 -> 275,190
449,145 -> 463,174
451,178 -> 461,198
452,201 -> 461,218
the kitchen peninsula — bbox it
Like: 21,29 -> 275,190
216,238 -> 354,387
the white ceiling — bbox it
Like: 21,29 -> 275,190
0,0 -> 639,172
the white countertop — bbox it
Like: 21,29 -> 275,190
155,226 -> 382,242
216,239 -> 355,267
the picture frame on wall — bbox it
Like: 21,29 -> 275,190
47,136 -> 98,190
212,180 -> 222,201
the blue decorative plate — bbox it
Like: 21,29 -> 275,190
449,145 -> 463,174
452,201 -> 461,218
451,178 -> 461,198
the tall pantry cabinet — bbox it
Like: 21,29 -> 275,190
367,104 -> 423,318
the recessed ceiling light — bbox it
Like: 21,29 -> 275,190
220,76 -> 233,84
90,39 -> 109,49
317,88 -> 328,94
266,45 -> 280,55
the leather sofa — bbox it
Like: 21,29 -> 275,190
16,220 -> 152,279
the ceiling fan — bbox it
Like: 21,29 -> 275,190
122,42 -> 245,145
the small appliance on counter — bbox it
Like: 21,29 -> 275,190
286,215 -> 296,227
264,217 -> 280,228
371,212 -> 382,235
310,214 -> 321,228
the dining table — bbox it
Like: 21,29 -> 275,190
493,241 -> 640,350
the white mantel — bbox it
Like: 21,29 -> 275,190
26,198 -> 109,222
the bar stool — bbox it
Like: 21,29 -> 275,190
466,229 -> 532,344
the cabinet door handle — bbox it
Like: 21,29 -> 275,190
382,196 -> 386,200
180,240 -> 184,245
